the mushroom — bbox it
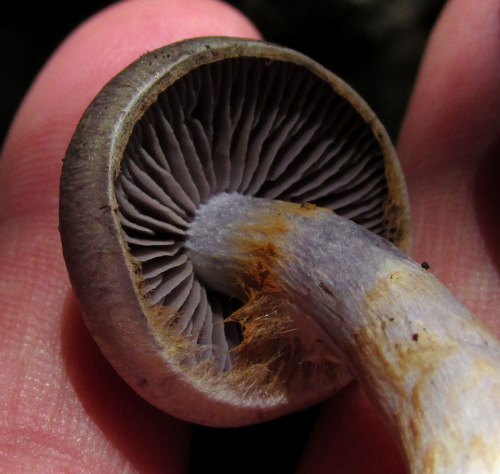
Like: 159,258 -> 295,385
59,37 -> 500,472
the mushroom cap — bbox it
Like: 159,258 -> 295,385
59,36 -> 411,426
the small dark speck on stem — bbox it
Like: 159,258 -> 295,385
421,261 -> 430,270
318,282 -> 335,299
412,333 -> 419,342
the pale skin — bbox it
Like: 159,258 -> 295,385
1,0 -> 499,472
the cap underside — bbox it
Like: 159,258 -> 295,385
115,55 -> 395,381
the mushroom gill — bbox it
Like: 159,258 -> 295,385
113,52 -> 407,397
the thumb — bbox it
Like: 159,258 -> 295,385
0,1 -> 260,472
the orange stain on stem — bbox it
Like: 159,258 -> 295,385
219,200 -> 342,395
232,199 -> 327,296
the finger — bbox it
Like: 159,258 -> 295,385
398,0 -> 500,331
0,0 -> 260,471
299,0 -> 500,472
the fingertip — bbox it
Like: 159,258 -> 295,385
396,0 -> 500,321
51,0 -> 261,105
398,0 -> 500,173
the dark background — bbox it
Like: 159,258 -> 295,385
0,1 -> 446,472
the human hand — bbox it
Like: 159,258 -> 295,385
0,1 -> 259,471
2,0 -> 499,472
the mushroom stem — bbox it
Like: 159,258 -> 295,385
187,192 -> 500,473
